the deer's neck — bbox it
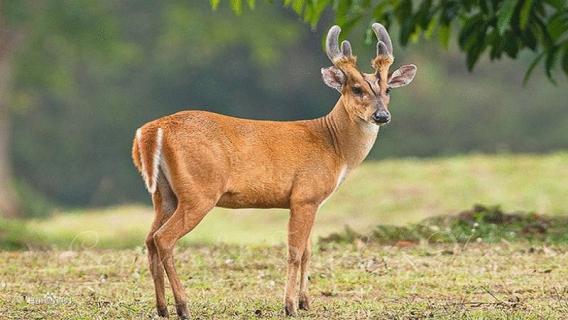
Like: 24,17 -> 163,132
319,98 -> 379,170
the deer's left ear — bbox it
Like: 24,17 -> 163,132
321,66 -> 346,92
388,64 -> 417,88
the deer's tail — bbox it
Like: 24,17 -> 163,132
132,126 -> 164,193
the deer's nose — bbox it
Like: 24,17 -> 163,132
372,111 -> 390,124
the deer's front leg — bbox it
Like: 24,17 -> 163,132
285,203 -> 317,316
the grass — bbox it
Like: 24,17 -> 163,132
321,204 -> 568,245
1,243 -> 567,319
1,153 -> 567,318
2,152 -> 567,249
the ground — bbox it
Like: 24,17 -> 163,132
1,153 -> 567,318
1,243 -> 567,319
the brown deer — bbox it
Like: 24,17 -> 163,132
132,23 -> 416,318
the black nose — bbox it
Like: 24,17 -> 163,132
372,111 -> 390,124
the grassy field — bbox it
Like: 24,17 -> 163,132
1,243 -> 567,319
2,153 -> 567,249
1,153 -> 567,319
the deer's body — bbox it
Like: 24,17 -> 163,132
134,101 -> 377,210
133,24 -> 416,318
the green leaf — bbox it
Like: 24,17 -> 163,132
543,0 -> 566,10
230,0 -> 242,15
424,17 -> 438,40
488,29 -> 504,59
458,14 -> 483,49
304,0 -> 330,27
416,0 -> 433,29
439,24 -> 451,49
520,0 -> 534,30
545,45 -> 560,82
523,52 -> 545,84
465,33 -> 487,70
247,0 -> 256,10
336,0 -> 352,25
503,36 -> 520,58
547,12 -> 568,41
292,0 -> 304,15
521,26 -> 538,50
562,43 -> 568,77
497,0 -> 517,34
210,0 -> 221,10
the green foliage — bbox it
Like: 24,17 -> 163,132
0,217 -> 43,250
216,0 -> 568,82
13,180 -> 54,218
321,204 -> 568,245
4,0 -> 135,100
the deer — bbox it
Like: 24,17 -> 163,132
132,23 -> 416,318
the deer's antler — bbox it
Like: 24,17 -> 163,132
371,23 -> 394,74
326,25 -> 354,64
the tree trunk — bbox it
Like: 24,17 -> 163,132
0,36 -> 22,218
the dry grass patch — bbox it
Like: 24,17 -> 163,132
1,243 -> 567,319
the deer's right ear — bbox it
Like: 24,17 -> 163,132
321,66 -> 345,92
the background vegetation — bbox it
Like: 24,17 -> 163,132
0,0 -> 565,215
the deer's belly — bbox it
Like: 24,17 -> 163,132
216,189 -> 290,209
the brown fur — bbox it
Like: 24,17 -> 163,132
132,26 -> 413,318
372,54 -> 395,92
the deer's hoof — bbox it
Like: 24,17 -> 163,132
299,293 -> 311,311
284,300 -> 298,317
157,306 -> 169,318
176,302 -> 189,319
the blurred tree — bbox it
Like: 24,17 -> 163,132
0,0 -> 129,218
220,0 -> 568,82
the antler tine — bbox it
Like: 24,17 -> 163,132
371,23 -> 393,56
341,40 -> 352,57
326,25 -> 343,62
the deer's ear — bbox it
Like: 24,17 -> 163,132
321,66 -> 345,92
387,64 -> 417,88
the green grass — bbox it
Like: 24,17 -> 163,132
1,243 -> 567,319
1,152 -> 567,249
321,204 -> 568,245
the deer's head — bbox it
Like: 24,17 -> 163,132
321,24 -> 417,126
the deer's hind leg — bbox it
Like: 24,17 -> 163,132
147,173 -> 177,317
152,164 -> 223,319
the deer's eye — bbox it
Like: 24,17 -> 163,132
352,86 -> 363,95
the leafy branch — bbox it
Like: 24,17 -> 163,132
213,0 -> 568,83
